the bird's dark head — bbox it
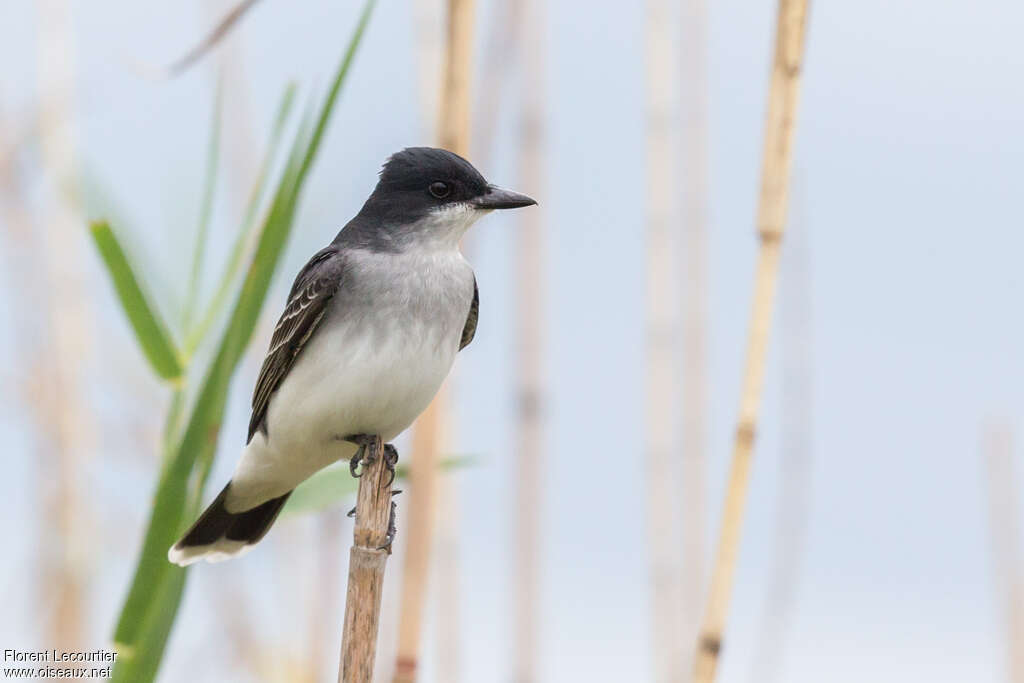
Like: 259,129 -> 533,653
346,147 -> 536,250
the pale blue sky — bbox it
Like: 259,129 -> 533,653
2,1 -> 1023,681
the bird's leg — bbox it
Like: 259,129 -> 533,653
344,433 -> 379,477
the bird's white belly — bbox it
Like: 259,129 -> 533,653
278,312 -> 458,444
228,247 -> 473,511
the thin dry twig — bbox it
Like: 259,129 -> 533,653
693,1 -> 810,680
144,0 -> 263,79
339,437 -> 395,683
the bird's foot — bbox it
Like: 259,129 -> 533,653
345,434 -> 379,478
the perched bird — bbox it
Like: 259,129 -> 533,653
169,147 -> 535,566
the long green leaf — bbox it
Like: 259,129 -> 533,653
90,221 -> 183,382
110,568 -> 187,683
112,3 -> 377,671
181,77 -> 223,333
184,82 -> 298,356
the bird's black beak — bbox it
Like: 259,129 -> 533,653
472,185 -> 537,210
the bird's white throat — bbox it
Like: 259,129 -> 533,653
414,202 -> 490,249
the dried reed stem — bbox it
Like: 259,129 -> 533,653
392,405 -> 441,683
392,3 -> 475,680
983,424 -> 1024,683
513,0 -> 545,680
339,437 -> 394,683
645,0 -> 685,680
412,0 -> 444,139
36,0 -> 95,649
693,1 -> 809,680
679,0 -> 710,674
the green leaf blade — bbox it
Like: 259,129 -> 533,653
89,220 -> 183,382
184,81 -> 298,356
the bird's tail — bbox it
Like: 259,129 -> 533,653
167,482 -> 291,566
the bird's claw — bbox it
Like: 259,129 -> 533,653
346,434 -> 378,478
348,489 -> 398,520
378,497 -> 399,553
349,448 -> 364,478
383,443 -> 399,487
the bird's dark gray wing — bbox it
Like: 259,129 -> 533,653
459,277 -> 479,351
247,247 -> 343,442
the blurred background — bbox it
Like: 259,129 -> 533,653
2,1 -> 1024,682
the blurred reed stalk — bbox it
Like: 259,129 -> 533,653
35,0 -> 96,649
393,2 -> 476,681
645,0 -> 685,680
693,1 -> 809,680
692,1 -> 811,679
435,451 -> 461,683
413,0 -> 444,139
314,510 -> 345,681
471,0 -> 520,169
983,424 -> 1024,683
339,437 -> 395,683
749,185 -> 812,683
513,0 -> 546,680
679,0 -> 710,674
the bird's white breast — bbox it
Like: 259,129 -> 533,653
229,246 -> 474,509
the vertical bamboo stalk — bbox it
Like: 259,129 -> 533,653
339,437 -> 394,683
693,2 -> 809,681
437,0 -> 475,153
679,0 -> 709,674
645,0 -> 684,680
983,425 -> 1024,683
513,1 -> 545,681
749,186 -> 812,683
392,2 -> 475,681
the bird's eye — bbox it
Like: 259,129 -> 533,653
429,181 -> 451,199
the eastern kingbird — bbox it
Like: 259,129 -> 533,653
169,147 -> 536,566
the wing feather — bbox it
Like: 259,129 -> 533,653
247,247 -> 342,442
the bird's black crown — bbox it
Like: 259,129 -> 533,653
377,147 -> 489,202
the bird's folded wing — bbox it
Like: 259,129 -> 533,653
247,246 -> 344,443
459,276 -> 479,351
